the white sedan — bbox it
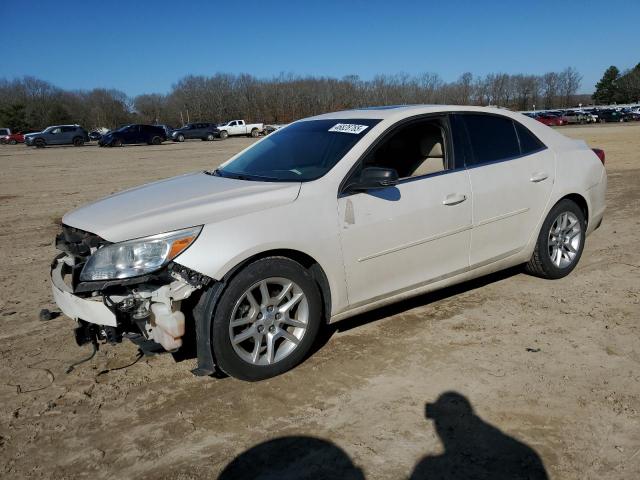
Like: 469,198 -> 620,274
51,105 -> 607,380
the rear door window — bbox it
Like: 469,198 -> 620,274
459,114 -> 521,166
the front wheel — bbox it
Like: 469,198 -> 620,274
151,136 -> 162,145
525,199 -> 586,279
8,139 -> 17,145
210,257 -> 322,381
176,134 -> 185,142
72,137 -> 84,147
35,139 -> 46,148
219,130 -> 229,140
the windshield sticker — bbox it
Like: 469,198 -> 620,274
328,123 -> 369,134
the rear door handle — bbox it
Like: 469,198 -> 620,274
530,172 -> 549,183
443,193 -> 467,206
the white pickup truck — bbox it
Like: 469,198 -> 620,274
216,120 -> 264,139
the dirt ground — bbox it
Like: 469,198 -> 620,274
0,124 -> 638,479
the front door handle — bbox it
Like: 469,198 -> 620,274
443,193 -> 467,206
530,172 -> 549,183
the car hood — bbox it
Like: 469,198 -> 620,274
62,172 -> 302,242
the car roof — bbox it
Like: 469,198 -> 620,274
302,104 -> 580,150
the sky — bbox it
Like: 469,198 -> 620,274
1,0 -> 638,97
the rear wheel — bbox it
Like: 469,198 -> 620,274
8,139 -> 17,145
210,257 -> 322,381
251,128 -> 259,138
206,133 -> 215,141
525,199 -> 586,279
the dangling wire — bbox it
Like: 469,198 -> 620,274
65,339 -> 98,374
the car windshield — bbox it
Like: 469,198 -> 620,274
215,119 -> 381,182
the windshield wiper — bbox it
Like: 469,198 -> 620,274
206,169 -> 281,182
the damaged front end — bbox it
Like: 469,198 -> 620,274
51,224 -> 211,354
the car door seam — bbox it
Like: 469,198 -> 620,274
474,207 -> 530,227
357,224 -> 473,262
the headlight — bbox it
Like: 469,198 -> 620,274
80,226 -> 202,281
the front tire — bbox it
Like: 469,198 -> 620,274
151,136 -> 162,145
219,130 -> 228,140
35,139 -> 46,148
210,257 -> 322,381
8,139 -> 17,145
176,134 -> 185,142
525,199 -> 586,279
72,136 -> 84,147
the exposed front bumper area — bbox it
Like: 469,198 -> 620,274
51,259 -> 117,326
50,249 -> 210,352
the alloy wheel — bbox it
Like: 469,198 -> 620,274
548,211 -> 581,268
228,277 -> 309,365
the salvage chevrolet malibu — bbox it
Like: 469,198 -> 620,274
51,105 -> 607,380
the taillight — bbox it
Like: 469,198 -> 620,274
592,148 -> 605,165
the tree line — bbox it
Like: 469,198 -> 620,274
592,63 -> 640,105
0,67 -> 586,131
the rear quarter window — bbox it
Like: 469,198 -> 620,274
514,121 -> 546,155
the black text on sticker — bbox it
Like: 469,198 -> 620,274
328,123 -> 369,134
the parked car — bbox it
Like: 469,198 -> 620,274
534,114 -> 563,127
264,124 -> 288,135
156,124 -> 174,139
216,119 -> 264,139
597,110 -> 627,123
0,128 -> 11,142
50,105 -> 606,381
170,122 -> 218,142
562,111 -> 589,124
1,132 -> 25,144
25,125 -> 89,148
98,124 -> 167,147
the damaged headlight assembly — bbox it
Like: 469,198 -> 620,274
80,226 -> 202,282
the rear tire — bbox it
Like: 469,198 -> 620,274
9,139 -> 17,145
525,199 -> 586,279
210,257 -> 322,381
206,133 -> 215,141
251,128 -> 259,138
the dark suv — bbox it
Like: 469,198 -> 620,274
98,124 -> 167,147
25,125 -> 90,148
170,122 -> 219,142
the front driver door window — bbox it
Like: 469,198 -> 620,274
336,116 -> 472,307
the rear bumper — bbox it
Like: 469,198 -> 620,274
50,259 -> 116,327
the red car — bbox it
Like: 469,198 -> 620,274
1,132 -> 25,144
534,114 -> 564,127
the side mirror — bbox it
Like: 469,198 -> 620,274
350,167 -> 399,191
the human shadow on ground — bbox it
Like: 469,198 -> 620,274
217,435 -> 365,480
409,391 -> 549,479
217,392 -> 548,480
